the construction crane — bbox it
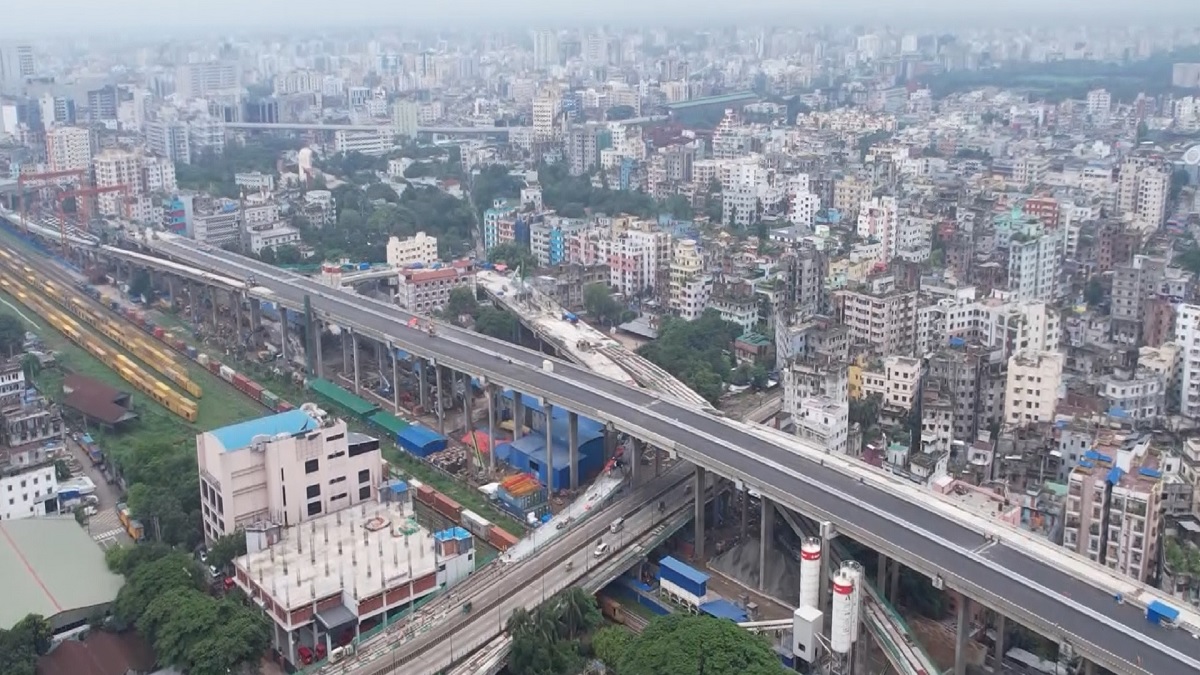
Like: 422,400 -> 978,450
16,169 -> 86,234
54,184 -> 130,246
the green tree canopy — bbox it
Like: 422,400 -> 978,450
207,532 -> 248,572
583,283 -> 624,326
487,243 -> 539,273
0,614 -> 53,675
506,588 -> 602,675
637,310 -> 743,405
0,314 -> 26,355
616,614 -> 787,675
443,286 -> 480,321
475,307 -> 518,342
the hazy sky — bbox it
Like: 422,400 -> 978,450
2,0 -> 1196,37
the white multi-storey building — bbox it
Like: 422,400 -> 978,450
196,408 -> 382,543
1117,157 -> 1170,233
856,196 -> 899,263
386,232 -> 439,268
1175,304 -> 1200,419
333,130 -> 390,156
1003,350 -> 1064,426
794,396 -> 849,455
45,126 -> 92,172
532,90 -> 560,142
1007,222 -> 1064,303
669,239 -> 712,321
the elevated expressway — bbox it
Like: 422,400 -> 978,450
84,234 -> 1200,675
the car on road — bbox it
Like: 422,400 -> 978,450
593,542 -> 610,557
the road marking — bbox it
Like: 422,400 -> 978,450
92,528 -> 124,541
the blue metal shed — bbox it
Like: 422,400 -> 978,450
1146,600 -> 1180,626
397,424 -> 448,457
700,599 -> 748,623
658,556 -> 709,598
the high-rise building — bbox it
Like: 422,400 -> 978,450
1002,350 -> 1064,426
146,118 -> 191,164
1175,304 -> 1200,419
1007,221 -> 1065,303
38,93 -> 76,127
175,61 -> 240,100
856,196 -> 900,263
669,239 -> 712,321
86,85 -> 119,121
532,90 -> 560,143
1117,157 -> 1171,232
533,30 -> 560,70
45,126 -> 93,172
392,100 -> 419,138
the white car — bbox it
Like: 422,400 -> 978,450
593,542 -> 610,557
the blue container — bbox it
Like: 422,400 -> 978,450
186,346 -> 198,359
358,262 -> 371,270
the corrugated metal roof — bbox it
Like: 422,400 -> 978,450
0,517 -> 125,630
307,378 -> 378,416
659,555 -> 709,587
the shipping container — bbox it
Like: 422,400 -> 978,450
487,527 -> 519,551
197,353 -> 210,367
460,509 -> 492,539
277,401 -> 294,412
208,360 -> 222,375
262,391 -> 279,408
433,493 -> 463,520
415,485 -> 436,506
219,365 -> 236,382
186,346 -> 198,359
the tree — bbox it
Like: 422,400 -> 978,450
54,459 -> 71,481
475,307 -> 518,342
750,364 -> 770,390
207,532 -> 247,573
0,314 -> 26,355
113,552 -> 205,627
617,614 -> 787,675
443,286 -> 480,321
487,243 -> 539,273
0,613 -> 51,675
583,284 -> 624,326
128,269 -> 152,299
593,626 -> 634,669
637,311 -> 743,405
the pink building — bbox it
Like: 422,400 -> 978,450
196,406 -> 383,543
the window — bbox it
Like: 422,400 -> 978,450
306,484 -> 321,499
305,458 -> 319,474
329,476 -> 346,485
307,501 -> 323,517
359,485 -> 371,500
358,469 -> 370,483
326,433 -> 345,443
331,492 -> 348,502
327,451 -> 346,460
349,439 -> 380,458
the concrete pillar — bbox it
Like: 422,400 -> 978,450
654,446 -> 661,476
234,292 -> 243,338
889,557 -> 900,602
630,441 -> 641,483
740,487 -> 749,537
954,595 -> 971,675
759,497 -> 773,591
603,424 -> 617,464
434,364 -> 446,436
210,289 -> 219,327
167,276 -> 176,307
818,524 -> 831,622
1082,659 -> 1095,675
694,467 -> 706,563
351,332 -> 360,396
462,372 -> 473,434
418,359 -> 429,411
993,613 -> 1006,670
513,394 -> 525,441
342,331 -> 352,372
543,402 -> 553,492
486,385 -> 497,473
313,321 -> 324,376
280,307 -> 289,363
877,553 -> 887,593
391,346 -> 400,413
249,297 -> 261,347
568,411 -> 579,489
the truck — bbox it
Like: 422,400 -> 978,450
1146,599 -> 1181,628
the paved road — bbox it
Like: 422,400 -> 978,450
135,238 -> 1198,675
325,468 -> 694,675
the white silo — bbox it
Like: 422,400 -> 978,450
841,561 -> 864,642
830,571 -> 855,655
799,537 -> 822,609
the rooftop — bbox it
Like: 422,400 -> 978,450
209,409 -> 319,453
235,499 -> 439,612
0,517 -> 125,629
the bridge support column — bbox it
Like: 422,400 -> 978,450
654,446 -> 661,476
568,411 -> 579,490
954,595 -> 971,675
992,613 -> 1006,672
188,282 -> 199,324
740,487 -> 749,538
461,372 -> 473,434
629,441 -> 641,483
249,297 -> 261,346
418,359 -> 429,411
486,385 -> 497,473
543,402 -> 553,491
209,288 -> 219,328
758,497 -> 773,591
1081,659 -> 1095,675
234,292 -> 244,341
693,467 -> 706,564
279,308 -> 289,364
391,345 -> 400,413
314,320 -> 324,377
818,522 -> 832,623
876,553 -> 887,594
167,276 -> 177,308
889,557 -> 899,602
341,330 -> 352,373
434,364 -> 446,436
350,332 -> 360,396
513,394 -> 525,440
603,423 -> 616,463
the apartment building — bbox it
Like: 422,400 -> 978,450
1007,221 -> 1064,303
92,149 -> 176,224
482,198 -> 518,253
856,195 -> 899,263
669,239 -> 712,321
1062,435 -> 1163,583
1174,303 -> 1200,419
0,442 -> 58,521
793,396 -> 849,455
386,232 -> 439,268
249,225 -> 301,255
333,130 -> 390,156
146,118 -> 191,164
196,408 -> 383,543
176,61 -> 240,100
1003,350 -> 1064,426
1116,157 -> 1170,233
602,223 -> 672,297
531,218 -> 592,267
832,175 -> 872,219
45,125 -> 92,172
834,275 -> 918,357
860,355 -> 922,412
190,197 -> 243,248
395,265 -> 476,313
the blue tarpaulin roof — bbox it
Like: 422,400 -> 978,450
386,480 -> 409,495
659,556 -> 709,587
434,527 -> 471,541
700,599 -> 748,623
397,424 -> 448,455
211,410 -> 317,452
1147,600 -> 1180,624
1106,467 -> 1124,485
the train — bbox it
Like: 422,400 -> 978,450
0,267 -> 200,423
0,248 -> 203,399
409,479 -> 520,551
